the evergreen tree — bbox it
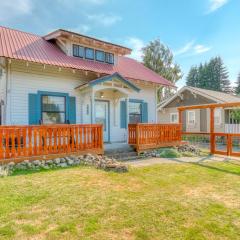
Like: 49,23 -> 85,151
217,57 -> 231,93
186,66 -> 198,87
235,72 -> 240,95
185,56 -> 231,93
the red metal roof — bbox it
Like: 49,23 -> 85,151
0,26 -> 174,87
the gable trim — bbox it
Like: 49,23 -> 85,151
75,72 -> 141,92
157,86 -> 222,111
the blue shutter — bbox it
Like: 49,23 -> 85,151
120,101 -> 127,129
28,93 -> 39,125
142,102 -> 148,123
69,96 -> 76,124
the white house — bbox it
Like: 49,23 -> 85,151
0,26 -> 173,143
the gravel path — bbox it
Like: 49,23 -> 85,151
127,155 -> 240,167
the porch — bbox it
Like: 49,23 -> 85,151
0,123 -> 182,162
75,72 -> 148,143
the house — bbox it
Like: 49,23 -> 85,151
0,26 -> 173,143
157,86 -> 240,133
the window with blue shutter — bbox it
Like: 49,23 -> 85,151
28,91 -> 77,125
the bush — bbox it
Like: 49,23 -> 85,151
159,149 -> 181,158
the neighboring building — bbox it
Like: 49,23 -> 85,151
0,26 -> 173,143
157,86 -> 240,133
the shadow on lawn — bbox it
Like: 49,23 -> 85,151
10,165 -> 85,177
170,156 -> 240,176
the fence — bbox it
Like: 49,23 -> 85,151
0,124 -> 103,161
128,123 -> 182,152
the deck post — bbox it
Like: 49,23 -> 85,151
210,107 -> 215,154
136,123 -> 140,153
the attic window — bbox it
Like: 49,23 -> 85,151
72,44 -> 114,64
105,52 -> 114,64
73,44 -> 84,58
95,50 -> 105,62
85,48 -> 94,60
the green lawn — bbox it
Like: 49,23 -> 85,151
0,161 -> 240,240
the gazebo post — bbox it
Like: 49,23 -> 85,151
210,107 -> 215,154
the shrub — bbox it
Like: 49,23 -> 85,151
159,149 -> 181,158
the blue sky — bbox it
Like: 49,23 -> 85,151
1,0 -> 240,88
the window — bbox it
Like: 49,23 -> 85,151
214,108 -> 221,125
41,95 -> 66,124
187,111 -> 195,125
95,50 -> 105,62
170,113 -> 178,123
105,52 -> 114,64
129,102 -> 142,123
85,48 -> 94,60
73,45 -> 84,58
72,44 -> 114,64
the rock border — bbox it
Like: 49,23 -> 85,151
0,154 -> 128,177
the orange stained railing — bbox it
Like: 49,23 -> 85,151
0,124 -> 103,160
128,123 -> 182,152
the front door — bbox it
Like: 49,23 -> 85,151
95,101 -> 109,142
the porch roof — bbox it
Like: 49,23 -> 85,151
75,72 -> 141,92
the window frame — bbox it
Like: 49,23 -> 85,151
129,101 -> 142,124
72,44 -> 84,58
170,112 -> 179,123
187,110 -> 196,125
85,47 -> 94,60
95,50 -> 105,62
41,95 -> 67,124
105,52 -> 114,64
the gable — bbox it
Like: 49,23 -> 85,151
165,90 -> 217,108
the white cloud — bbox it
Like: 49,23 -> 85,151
125,37 -> 145,61
207,0 -> 229,13
174,41 -> 211,56
194,44 -> 211,54
0,0 -> 32,21
86,14 -> 122,27
69,24 -> 91,34
174,41 -> 195,56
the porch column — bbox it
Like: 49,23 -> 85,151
91,90 -> 95,124
126,97 -> 129,141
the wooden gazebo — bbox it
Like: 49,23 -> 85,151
178,102 -> 240,157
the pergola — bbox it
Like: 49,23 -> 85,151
178,102 -> 240,156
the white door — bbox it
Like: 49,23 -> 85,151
95,101 -> 109,142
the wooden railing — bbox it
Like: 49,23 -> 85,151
128,123 -> 182,152
0,124 -> 103,160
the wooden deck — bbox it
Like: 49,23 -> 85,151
128,123 -> 182,153
0,124 -> 103,162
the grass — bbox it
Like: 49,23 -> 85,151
0,162 -> 240,239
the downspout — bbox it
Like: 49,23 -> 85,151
155,85 -> 159,123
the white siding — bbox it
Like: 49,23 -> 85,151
7,62 -> 87,125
